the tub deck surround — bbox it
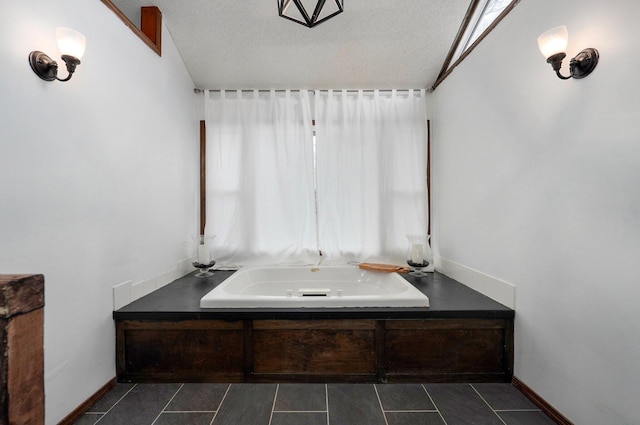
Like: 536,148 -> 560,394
114,270 -> 513,320
114,271 -> 514,384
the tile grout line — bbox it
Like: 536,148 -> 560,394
267,383 -> 280,425
208,383 -> 232,425
93,383 -> 138,424
470,384 -> 508,425
421,384 -> 449,425
325,384 -> 330,425
150,383 -> 184,425
373,384 -> 390,425
81,412 -> 104,421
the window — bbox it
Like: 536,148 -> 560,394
203,90 -> 429,267
432,0 -> 519,90
458,0 -> 514,56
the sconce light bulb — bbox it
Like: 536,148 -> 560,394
56,27 -> 86,60
538,25 -> 568,59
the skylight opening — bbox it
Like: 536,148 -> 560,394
459,0 -> 513,55
432,0 -> 519,91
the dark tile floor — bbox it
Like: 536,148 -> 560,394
74,382 -> 557,425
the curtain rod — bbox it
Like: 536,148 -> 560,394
194,88 -> 428,94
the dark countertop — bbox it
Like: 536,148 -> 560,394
113,270 -> 514,321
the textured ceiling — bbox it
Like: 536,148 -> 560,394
111,0 -> 472,90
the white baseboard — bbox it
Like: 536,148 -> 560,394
112,257 -> 194,310
435,256 -> 516,309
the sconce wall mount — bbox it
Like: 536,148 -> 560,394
29,51 -> 81,82
29,27 -> 86,83
538,26 -> 599,80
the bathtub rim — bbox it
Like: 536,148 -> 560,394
199,265 -> 431,309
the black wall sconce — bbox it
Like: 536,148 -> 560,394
538,26 -> 598,80
278,0 -> 344,28
29,27 -> 86,82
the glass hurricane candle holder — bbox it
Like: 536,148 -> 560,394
193,235 -> 216,278
406,234 -> 431,277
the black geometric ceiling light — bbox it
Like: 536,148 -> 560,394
278,0 -> 344,28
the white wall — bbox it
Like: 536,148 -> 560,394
432,0 -> 640,423
0,1 -> 198,423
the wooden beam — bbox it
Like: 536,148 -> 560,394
100,0 -> 161,56
432,0 -> 483,90
141,6 -> 162,53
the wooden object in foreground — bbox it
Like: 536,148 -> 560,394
0,274 -> 45,425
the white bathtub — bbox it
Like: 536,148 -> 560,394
199,266 -> 429,308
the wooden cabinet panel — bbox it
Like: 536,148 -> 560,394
253,327 -> 376,374
385,328 -> 505,373
383,319 -> 511,382
124,329 -> 243,372
117,320 -> 244,382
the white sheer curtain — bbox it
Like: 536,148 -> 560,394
314,89 -> 428,265
204,90 -> 318,266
